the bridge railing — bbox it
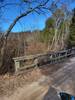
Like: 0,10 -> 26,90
13,47 -> 75,73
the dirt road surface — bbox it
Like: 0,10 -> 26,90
0,76 -> 50,100
0,57 -> 75,100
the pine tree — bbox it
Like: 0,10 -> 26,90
39,17 -> 55,44
68,8 -> 75,47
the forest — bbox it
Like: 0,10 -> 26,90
0,0 -> 75,73
0,1 -> 75,100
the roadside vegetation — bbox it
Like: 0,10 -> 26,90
0,0 -> 75,74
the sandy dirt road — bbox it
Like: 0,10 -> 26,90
0,76 -> 50,100
0,57 -> 75,100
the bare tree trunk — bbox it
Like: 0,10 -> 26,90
0,9 -> 38,73
0,37 -> 8,74
50,28 -> 58,51
0,0 -> 51,73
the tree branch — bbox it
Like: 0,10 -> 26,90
0,3 -> 21,9
5,0 -> 50,38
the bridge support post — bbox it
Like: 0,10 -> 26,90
34,58 -> 38,68
14,60 -> 20,72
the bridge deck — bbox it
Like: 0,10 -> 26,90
50,57 -> 75,95
43,57 -> 75,100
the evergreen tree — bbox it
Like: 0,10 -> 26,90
39,17 -> 55,44
68,8 -> 75,47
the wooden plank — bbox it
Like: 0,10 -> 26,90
19,64 -> 37,71
13,48 -> 75,72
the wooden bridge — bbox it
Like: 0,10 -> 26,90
3,56 -> 75,100
12,47 -> 75,100
13,47 -> 75,73
1,48 -> 75,100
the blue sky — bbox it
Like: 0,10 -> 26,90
0,0 -> 75,32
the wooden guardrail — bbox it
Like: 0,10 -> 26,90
13,47 -> 75,72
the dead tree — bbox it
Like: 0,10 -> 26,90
0,0 -> 73,73
0,0 -> 58,73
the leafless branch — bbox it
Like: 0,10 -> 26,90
0,3 -> 21,9
5,0 -> 50,38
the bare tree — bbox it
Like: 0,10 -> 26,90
0,0 -> 74,73
49,1 -> 72,51
0,0 -> 60,73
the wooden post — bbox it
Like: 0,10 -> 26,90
65,50 -> 67,58
58,53 -> 61,62
49,54 -> 52,64
14,60 -> 20,72
34,58 -> 38,67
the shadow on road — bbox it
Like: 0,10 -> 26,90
43,86 -> 60,100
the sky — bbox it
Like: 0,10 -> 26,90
0,0 -> 75,32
